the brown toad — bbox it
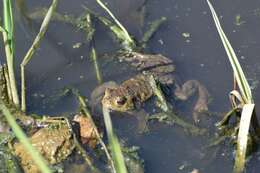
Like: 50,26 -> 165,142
100,52 -> 209,122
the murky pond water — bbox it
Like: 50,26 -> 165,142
2,0 -> 260,172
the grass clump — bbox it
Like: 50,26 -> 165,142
206,1 -> 258,172
0,0 -> 58,172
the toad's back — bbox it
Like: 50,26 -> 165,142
121,74 -> 153,102
102,74 -> 153,112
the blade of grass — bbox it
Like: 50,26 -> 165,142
206,0 -> 252,104
76,93 -> 115,173
3,65 -> 13,102
3,0 -> 14,52
95,0 -> 135,50
90,45 -> 103,84
103,106 -> 128,173
148,75 -> 168,112
2,0 -> 19,106
0,25 -> 6,32
206,1 -> 256,172
141,16 -> 167,47
233,104 -> 255,173
0,100 -> 51,173
20,0 -> 58,112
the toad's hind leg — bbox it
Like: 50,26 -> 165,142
174,80 -> 209,123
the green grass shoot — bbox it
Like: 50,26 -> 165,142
20,0 -> 58,112
206,0 -> 252,104
95,0 -> 135,50
103,106 -> 128,173
90,46 -> 103,84
1,0 -> 19,106
206,1 -> 255,173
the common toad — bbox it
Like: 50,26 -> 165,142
101,52 -> 209,122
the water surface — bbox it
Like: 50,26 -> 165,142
2,0 -> 260,172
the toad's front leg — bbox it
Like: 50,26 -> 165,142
174,80 -> 209,123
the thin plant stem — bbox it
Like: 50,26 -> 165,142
148,75 -> 168,112
20,0 -> 58,112
206,0 -> 252,104
206,1 -> 256,172
233,104 -> 255,173
2,0 -> 19,106
77,94 -> 116,173
141,16 -> 167,47
3,66 -> 12,102
95,0 -> 134,48
90,45 -> 103,84
73,134 -> 101,173
103,106 -> 128,173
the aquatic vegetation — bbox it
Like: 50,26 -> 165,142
76,91 -> 115,172
91,43 -> 103,84
21,0 -> 58,112
207,1 -> 258,172
0,145 -> 22,173
0,1 -> 59,172
1,0 -> 259,172
140,16 -> 167,48
14,118 -> 74,172
103,106 -> 128,173
148,74 -> 169,112
0,101 -> 52,173
1,0 -> 19,106
95,0 -> 135,51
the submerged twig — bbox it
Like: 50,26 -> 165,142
29,8 -> 77,25
141,16 -> 167,48
207,125 -> 239,148
20,0 -> 58,112
149,111 -> 207,135
215,107 -> 239,128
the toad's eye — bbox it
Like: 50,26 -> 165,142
116,97 -> 127,105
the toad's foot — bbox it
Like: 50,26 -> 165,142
174,80 -> 209,123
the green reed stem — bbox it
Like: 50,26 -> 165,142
90,46 -> 103,84
20,0 -> 58,112
233,104 -> 255,173
149,75 -> 168,112
207,0 -> 252,104
206,1 -> 256,172
103,106 -> 128,173
141,16 -> 167,48
2,0 -> 19,106
77,94 -> 115,173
